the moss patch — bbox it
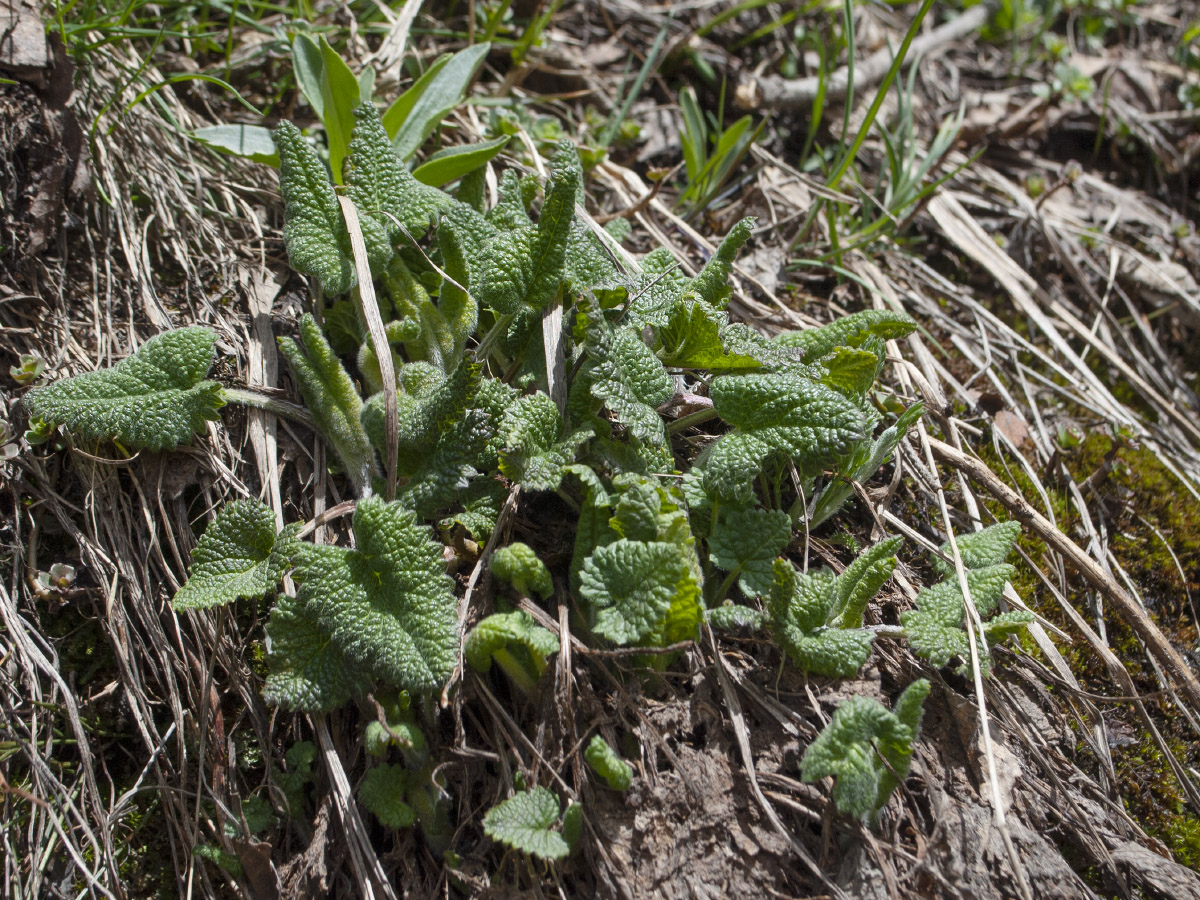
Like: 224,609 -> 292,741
976,430 -> 1200,870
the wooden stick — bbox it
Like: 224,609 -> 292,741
736,4 -> 990,110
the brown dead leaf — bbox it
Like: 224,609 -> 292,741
230,837 -> 281,900
994,410 -> 1031,452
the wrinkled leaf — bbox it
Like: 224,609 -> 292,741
263,596 -> 368,713
482,786 -> 571,861
25,327 -> 223,451
584,735 -> 633,790
293,497 -> 459,692
173,501 -> 289,610
800,680 -> 929,822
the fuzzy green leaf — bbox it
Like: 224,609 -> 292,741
800,680 -> 929,823
365,714 -> 428,764
499,392 -> 589,491
344,104 -> 405,270
657,300 -> 762,372
683,216 -> 754,307
933,521 -> 1021,576
464,610 -> 559,675
819,347 -> 883,396
482,787 -> 570,862
767,555 -> 888,678
588,323 -> 673,447
827,536 -> 902,630
776,310 -> 917,360
901,564 -> 1017,672
704,374 -> 865,500
708,504 -> 792,597
561,801 -> 583,849
584,735 -> 633,791
362,359 -> 481,476
358,764 -> 417,830
706,603 -> 764,630
474,152 -> 578,314
435,220 -> 478,368
263,595 -> 368,713
444,477 -> 507,540
280,314 -> 377,493
608,477 -> 689,547
396,409 -> 493,516
628,247 -> 689,327
292,497 -> 459,693
487,169 -> 533,229
347,104 -> 455,245
275,120 -> 355,295
173,501 -> 289,610
25,327 -> 223,451
579,539 -> 702,646
490,543 -> 554,599
563,221 -> 624,299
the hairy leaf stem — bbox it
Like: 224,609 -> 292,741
219,387 -> 317,430
472,311 -> 517,365
665,406 -> 718,434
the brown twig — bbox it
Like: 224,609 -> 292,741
735,4 -> 990,111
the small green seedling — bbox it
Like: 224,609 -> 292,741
584,735 -> 633,790
359,764 -> 418,830
767,537 -> 902,678
801,679 -> 929,823
490,543 -> 553,599
273,741 -> 317,820
902,522 -> 1031,675
482,786 -> 580,862
464,610 -> 560,695
10,353 -> 45,385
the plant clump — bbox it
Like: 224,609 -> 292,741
22,79 -> 1034,872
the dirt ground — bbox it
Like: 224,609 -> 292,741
3,2 -> 1200,898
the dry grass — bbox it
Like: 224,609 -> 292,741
2,1 -> 1200,898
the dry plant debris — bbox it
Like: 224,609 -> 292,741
2,2 -> 1200,899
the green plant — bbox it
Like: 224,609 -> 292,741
27,69 -> 1002,859
10,353 -> 45,385
800,679 -> 930,823
1033,61 -> 1095,102
26,116 -> 928,679
766,537 -> 901,677
194,38 -> 502,188
584,735 -> 633,791
902,522 -> 1032,675
482,786 -> 580,862
24,328 -> 226,452
490,543 -> 554,599
465,611 -> 560,695
677,84 -> 764,217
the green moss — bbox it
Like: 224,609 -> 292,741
1165,815 -> 1200,870
974,431 -> 1200,871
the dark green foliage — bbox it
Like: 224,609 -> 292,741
275,120 -> 356,295
25,328 -> 223,451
